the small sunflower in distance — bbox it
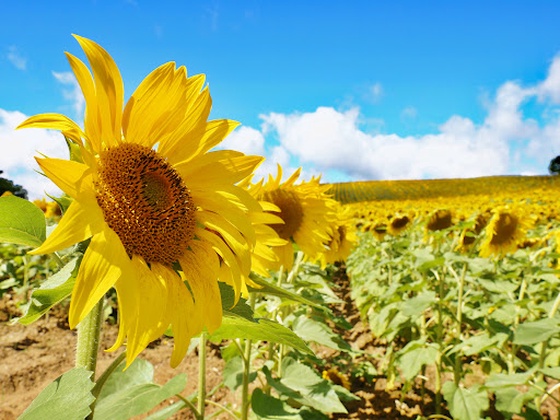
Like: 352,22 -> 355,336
18,35 -> 261,367
253,165 -> 338,270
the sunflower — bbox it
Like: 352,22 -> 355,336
18,35 -> 261,367
426,209 -> 453,232
387,212 -> 413,236
318,204 -> 357,268
253,165 -> 338,270
479,206 -> 530,258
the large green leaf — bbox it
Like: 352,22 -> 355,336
261,358 -> 347,414
209,315 -> 313,355
252,388 -> 323,420
397,340 -> 438,382
513,318 -> 560,345
291,315 -> 351,351
442,382 -> 489,420
17,257 -> 79,325
19,367 -> 95,420
0,195 -> 46,247
93,358 -> 186,420
493,386 -> 541,417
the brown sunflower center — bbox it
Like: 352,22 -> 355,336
263,189 -> 303,240
427,209 -> 453,231
490,213 -> 518,246
95,142 -> 196,265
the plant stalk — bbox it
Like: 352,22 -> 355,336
241,293 -> 256,420
197,332 -> 207,419
453,263 -> 467,385
75,297 -> 104,374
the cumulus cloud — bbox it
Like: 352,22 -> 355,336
7,46 -> 26,70
248,56 -> 560,183
0,110 -> 68,199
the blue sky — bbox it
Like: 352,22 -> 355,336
2,1 -> 560,198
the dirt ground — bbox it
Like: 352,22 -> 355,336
0,268 -> 558,420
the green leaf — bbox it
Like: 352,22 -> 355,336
457,332 -> 508,356
0,195 -> 46,247
93,358 -> 186,420
442,382 -> 489,420
223,356 -> 257,392
17,257 -> 79,325
485,372 -> 532,388
19,367 -> 95,420
291,315 -> 351,351
209,315 -> 313,355
513,318 -> 560,345
493,386 -> 541,417
219,282 -> 254,320
539,366 -> 560,380
261,362 -> 346,415
248,274 -> 327,311
251,388 -> 310,420
397,340 -> 438,382
400,291 -> 436,318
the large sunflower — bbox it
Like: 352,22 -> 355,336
252,165 -> 338,270
18,35 -> 261,367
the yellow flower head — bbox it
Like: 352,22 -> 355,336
318,204 -> 357,268
479,206 -> 530,258
426,209 -> 453,232
253,165 -> 338,270
18,35 -> 262,367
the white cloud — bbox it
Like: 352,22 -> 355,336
0,110 -> 68,199
251,56 -> 560,182
538,55 -> 560,104
7,46 -> 26,70
220,126 -> 265,156
53,71 -> 85,120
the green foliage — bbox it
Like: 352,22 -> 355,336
0,195 -> 46,247
19,367 -> 95,420
347,228 -> 560,417
92,358 -> 186,420
17,257 -> 78,324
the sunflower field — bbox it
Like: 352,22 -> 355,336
1,35 -> 560,420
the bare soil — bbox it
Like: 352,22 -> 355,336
0,267 -> 558,419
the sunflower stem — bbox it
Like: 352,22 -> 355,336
197,332 -> 208,419
241,293 -> 256,420
75,297 -> 104,374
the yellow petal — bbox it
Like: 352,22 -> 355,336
195,227 -> 243,302
158,87 -> 212,163
69,226 -> 131,328
17,113 -> 85,146
123,62 -> 189,148
115,256 -> 169,367
35,158 -> 91,199
179,241 -> 222,333
73,34 -> 124,148
29,198 -> 103,255
196,211 -> 251,274
65,52 -> 101,153
153,263 -> 200,368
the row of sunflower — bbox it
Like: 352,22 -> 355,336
346,181 -> 560,259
